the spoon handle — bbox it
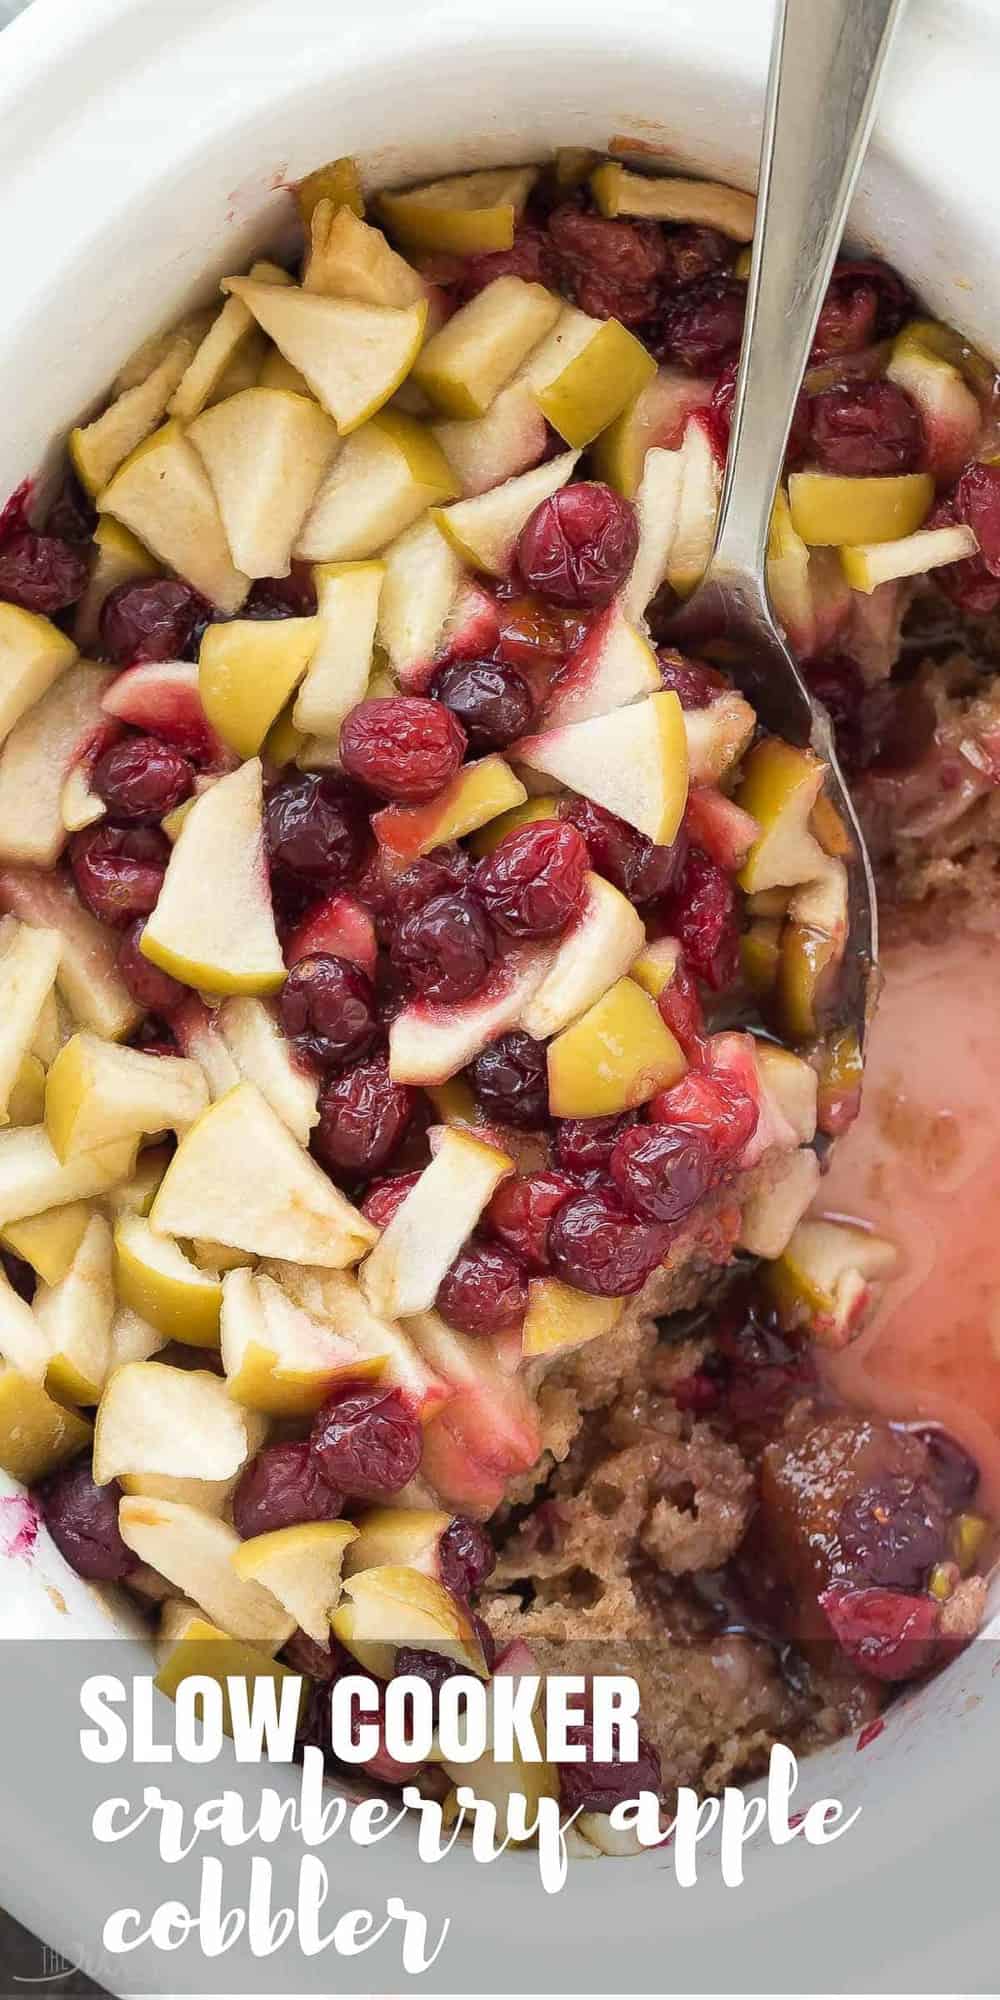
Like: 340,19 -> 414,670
707,0 -> 908,592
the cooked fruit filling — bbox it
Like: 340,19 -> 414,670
0,147 -> 996,1847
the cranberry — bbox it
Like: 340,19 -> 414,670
558,1721 -> 662,1814
554,1113 -> 636,1173
339,696 -> 466,803
437,1516 -> 496,1599
648,1066 -> 757,1162
497,594 -> 591,669
516,484 -> 638,608
70,824 -> 169,927
548,1185 -> 666,1295
653,275 -> 746,373
361,1170 -> 422,1230
437,1238 -> 528,1334
92,735 -> 195,822
927,495 -> 1000,615
265,772 -> 367,889
837,1476 -> 947,1591
655,957 -> 706,1056
657,846 -> 740,990
468,1030 -> 549,1128
819,1584 -> 938,1683
809,380 -> 923,477
803,654 -> 867,765
394,1646 -> 462,1700
278,953 -> 378,1072
243,564 -> 317,619
391,889 -> 496,1004
706,360 -> 810,469
812,258 -> 911,359
558,794 -> 682,902
284,1630 -> 346,1680
310,1383 -> 422,1499
955,461 -> 1000,576
0,531 -> 89,614
656,648 -> 727,710
459,221 -> 554,297
659,224 -> 733,290
2,1250 -> 34,1303
44,473 -> 96,544
384,847 -> 470,930
610,1121 -> 718,1226
485,1169 -> 576,1272
546,204 -> 667,325
474,820 -> 587,939
37,1458 -> 136,1582
431,659 -> 535,749
314,1056 -> 416,1178
915,1427 -> 980,1512
99,579 -> 207,665
232,1442 -> 342,1540
117,920 -> 185,1012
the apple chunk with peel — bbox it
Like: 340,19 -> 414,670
140,759 -> 285,996
666,417 -> 721,598
0,1127 -> 135,1230
361,1127 -> 513,1320
406,1311 -> 542,1519
264,1263 -> 450,1423
114,1215 -> 223,1346
521,1279 -> 624,1358
304,203 -> 426,306
683,691 -> 758,786
214,998 -> 319,1144
375,167 -> 538,256
0,607 -> 78,750
0,924 -> 61,1124
199,618 -> 320,760
737,1146 -> 821,1259
515,691 -> 688,845
548,977 -> 686,1117
373,755 -> 527,860
0,1364 -> 92,1484
623,444 -> 684,618
0,1261 -> 49,1381
108,1304 -> 170,1369
377,520 -> 462,688
788,470 -> 934,547
74,519 -> 158,651
295,409 -> 459,564
93,1360 -> 248,1486
99,421 -> 250,614
223,277 -> 427,435
155,1616 -> 303,1737
539,599 -> 659,729
434,451 -> 580,576
685,787 -> 759,872
150,1083 -> 376,1268
593,366 -> 714,499
333,1564 -> 490,1679
118,1497 -> 294,1650
840,523 -> 979,594
0,663 -> 118,869
167,261 -> 292,423
766,1217 -> 898,1347
413,277 -> 561,419
45,1034 -> 208,1162
188,387 -> 338,578
520,873 -> 645,1039
735,740 -> 828,894
70,332 -> 197,497
517,304 -> 656,449
591,163 -> 757,237
233,1522 -> 359,1646
221,1268 -> 382,1415
753,1042 -> 818,1146
432,384 -> 548,501
886,332 -> 982,483
292,563 -> 383,738
343,1505 -> 452,1581
284,895 -> 376,980
389,942 -> 553,1085
35,1212 -> 115,1405
101,661 -> 231,769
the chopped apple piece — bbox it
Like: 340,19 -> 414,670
753,1042 -> 818,1146
45,1033 -> 207,1162
406,1310 -> 541,1517
333,1563 -> 489,1676
99,421 -> 251,613
515,691 -> 688,845
100,660 -> 230,768
591,164 -> 756,238
222,277 -> 426,435
547,976 -> 685,1117
629,934 -> 681,1001
74,518 -> 158,649
9,1053 -> 46,1126
155,1614 -> 302,1737
434,450 -> 579,574
373,754 -> 527,860
389,942 -> 553,1086
666,417 -> 721,597
539,598 -> 659,729
737,1146 -> 821,1258
70,332 -> 196,496
432,383 -> 548,500
189,386 -> 338,578
788,470 -> 934,547
283,893 -> 376,979
140,759 -> 285,996
0,1263 -> 47,1381
221,1267 -> 379,1415
198,617 -> 320,761
840,523 -> 979,593
266,1263 -> 450,1421
414,278 -> 560,420
151,1083 -> 375,1268
766,490 -> 853,659
375,167 -> 538,255
592,365 -> 714,498
35,1212 -> 114,1405
292,562 -> 382,737
60,764 -> 105,835
520,873 -> 645,1039
521,1278 -> 623,1358
114,1215 -> 223,1347
94,1360 -> 248,1485
767,1216 -> 897,1346
295,409 -> 459,562
171,995 -> 241,1096
343,1505 -> 452,1580
109,1304 -> 170,1368
0,1363 -> 92,1484
735,739 -> 827,894
361,1127 -> 513,1320
886,329 -> 982,483
106,1142 -> 172,1221
0,1127 -> 135,1229
467,794 -> 562,858
214,998 -> 318,1144
121,1400 -> 266,1515
0,663 -> 118,869
0,924 -> 60,1125
0,606 -> 78,750
233,1521 -> 358,1644
257,349 -> 313,398
622,443 -> 684,617
377,518 -> 462,687
296,155 -> 364,226
303,202 -> 425,304
682,691 -> 759,788
517,304 -> 655,449
119,1496 -> 294,1649
685,786 -> 759,872
1,1201 -> 92,1288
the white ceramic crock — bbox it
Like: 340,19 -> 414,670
2,0 -> 1000,1988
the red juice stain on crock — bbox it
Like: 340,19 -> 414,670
0,1495 -> 39,1559
817,925 -> 1000,1511
0,478 -> 33,545
856,1716 -> 885,1752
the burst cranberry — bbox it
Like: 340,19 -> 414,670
516,484 -> 638,609
431,659 -> 535,749
546,203 -> 667,324
265,772 -> 367,888
436,1516 -> 496,1600
99,579 -> 207,664
279,954 -> 378,1072
554,1113 -> 636,1173
706,360 -> 810,468
339,696 -> 466,803
655,957 -> 706,1056
658,846 -> 739,990
391,889 -> 496,1005
819,1584 -> 938,1683
955,461 -> 1000,576
314,1056 -> 416,1178
117,920 -> 185,1012
384,847 -> 470,928
610,1121 -> 718,1226
92,735 -> 195,822
70,824 -> 169,927
648,1067 -> 758,1161
45,473 -> 96,544
37,1458 -> 136,1582
232,1441 -> 343,1540
474,820 -> 587,939
0,531 -> 89,614
558,794 -> 682,902
653,275 -> 746,373
486,1169 -> 576,1272
0,480 -> 32,542
549,1185 -> 666,1295
437,1238 -> 528,1334
459,221 -> 554,297
361,1170 -> 422,1229
810,380 -> 923,477
656,648 -> 727,709
310,1383 -> 422,1499
812,258 -> 911,359
837,1476 -> 947,1591
915,1427 -> 980,1512
243,563 -> 317,619
558,1721 -> 662,1813
497,594 -> 591,669
469,1030 -> 549,1128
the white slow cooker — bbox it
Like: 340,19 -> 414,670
1,0 -> 999,1988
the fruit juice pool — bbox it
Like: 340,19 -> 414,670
817,924 -> 1000,1511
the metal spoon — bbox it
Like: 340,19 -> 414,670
662,0 -> 909,1053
